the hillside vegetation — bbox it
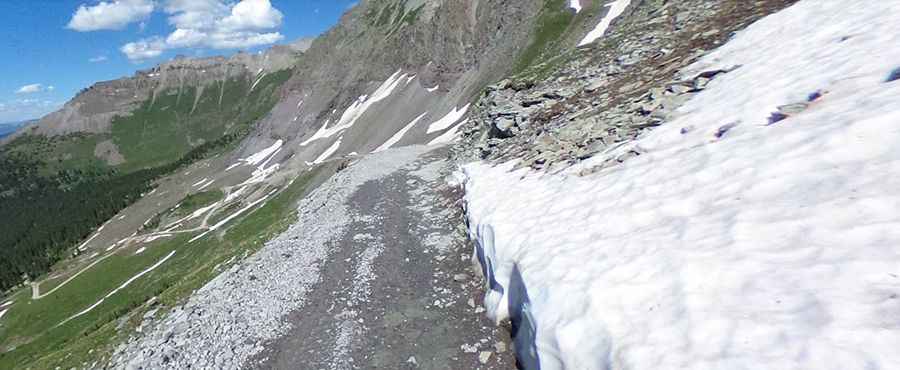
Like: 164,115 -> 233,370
0,70 -> 291,292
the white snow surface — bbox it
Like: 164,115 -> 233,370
301,69 -> 409,146
461,2 -> 900,369
425,104 -> 470,134
578,0 -> 631,46
0,308 -> 7,322
373,112 -> 428,153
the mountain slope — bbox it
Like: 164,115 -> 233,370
5,0 -> 887,369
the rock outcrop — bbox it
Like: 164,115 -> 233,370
455,0 -> 799,173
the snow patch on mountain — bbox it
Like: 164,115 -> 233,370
568,0 -> 582,13
314,136 -> 344,164
426,105 -> 470,134
301,70 -> 409,146
374,112 -> 428,153
578,0 -> 631,46
428,119 -> 467,146
462,1 -> 900,368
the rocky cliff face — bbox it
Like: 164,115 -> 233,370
12,46 -> 301,139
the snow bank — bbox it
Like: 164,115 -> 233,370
373,112 -> 428,153
301,70 -> 409,145
578,0 -> 630,47
426,105 -> 470,134
462,1 -> 900,369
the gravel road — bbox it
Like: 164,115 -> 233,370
109,146 -> 513,369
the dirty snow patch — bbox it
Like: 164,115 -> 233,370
569,0 -> 582,13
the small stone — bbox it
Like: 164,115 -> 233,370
494,342 -> 507,353
777,102 -> 808,115
885,67 -> 900,83
452,273 -> 470,282
467,298 -> 476,308
406,356 -> 418,366
479,351 -> 493,364
461,343 -> 479,353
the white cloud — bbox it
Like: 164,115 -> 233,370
15,84 -> 54,94
165,28 -> 208,47
121,37 -> 167,61
89,55 -> 109,63
0,99 -> 61,122
217,0 -> 283,32
121,0 -> 284,61
67,0 -> 155,31
206,31 -> 283,49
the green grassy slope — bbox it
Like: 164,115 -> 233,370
0,166 -> 329,369
513,0 -> 600,76
0,69 -> 292,293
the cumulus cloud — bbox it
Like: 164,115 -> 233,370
217,0 -> 283,32
15,84 -> 54,94
121,0 -> 284,61
89,55 -> 109,63
121,37 -> 167,61
67,0 -> 155,31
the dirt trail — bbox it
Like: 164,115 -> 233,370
249,149 -> 513,370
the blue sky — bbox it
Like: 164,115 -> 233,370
0,0 -> 357,123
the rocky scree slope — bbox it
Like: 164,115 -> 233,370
230,0 -> 619,171
455,0 -> 799,171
